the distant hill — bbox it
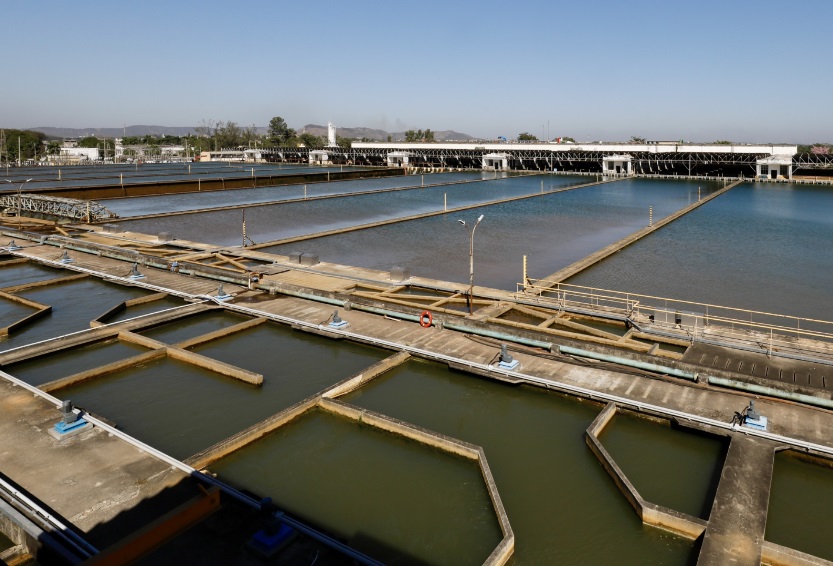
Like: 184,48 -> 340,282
299,124 -> 475,142
32,125 -> 198,139
29,124 -> 476,142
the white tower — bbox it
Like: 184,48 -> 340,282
327,122 -> 337,147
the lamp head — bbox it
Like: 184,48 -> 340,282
477,214 -> 484,222
457,219 -> 465,226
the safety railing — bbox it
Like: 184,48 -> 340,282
517,281 -> 833,361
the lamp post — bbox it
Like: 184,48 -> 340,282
457,214 -> 484,314
5,178 -> 32,219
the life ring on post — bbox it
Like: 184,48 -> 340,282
419,310 -> 433,328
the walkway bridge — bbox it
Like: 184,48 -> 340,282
0,194 -> 118,222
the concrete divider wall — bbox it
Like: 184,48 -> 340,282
323,350 -> 411,399
39,349 -> 166,393
474,445 -> 516,566
320,398 -> 479,460
174,317 -> 267,349
318,398 -> 514,565
92,292 -> 170,326
0,326 -> 124,367
762,541 -> 833,566
185,396 -> 320,469
166,347 -> 263,385
0,273 -> 88,294
585,403 -> 707,540
538,180 -> 743,285
118,330 -> 168,349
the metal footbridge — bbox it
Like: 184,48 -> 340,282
0,194 -> 118,222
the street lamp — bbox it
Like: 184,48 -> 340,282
457,214 -> 484,314
5,178 -> 32,219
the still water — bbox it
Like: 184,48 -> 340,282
568,182 -> 833,320
54,322 -> 387,459
5,339 -> 146,387
212,408 -> 503,565
104,172 -> 484,217
2,163 -> 371,190
264,177 -> 718,290
766,452 -> 833,561
345,359 -> 700,564
600,413 -> 726,519
0,278 -> 149,353
113,174 -> 589,246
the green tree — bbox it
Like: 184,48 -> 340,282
46,141 -> 61,156
213,121 -> 243,148
298,132 -> 324,148
518,132 -> 538,141
404,130 -> 417,142
3,129 -> 47,162
77,136 -> 100,148
268,116 -> 295,146
629,136 -> 646,143
423,129 -> 435,142
713,140 -> 732,145
242,124 -> 260,147
194,119 -> 215,140
335,135 -> 352,149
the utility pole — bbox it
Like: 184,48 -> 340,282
458,214 -> 485,314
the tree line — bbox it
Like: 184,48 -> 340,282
189,117 -> 351,151
1,129 -> 47,162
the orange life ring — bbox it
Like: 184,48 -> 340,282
419,310 -> 433,328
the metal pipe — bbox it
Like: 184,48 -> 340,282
707,376 -> 833,410
558,345 -> 698,381
443,321 -> 553,351
0,476 -> 98,558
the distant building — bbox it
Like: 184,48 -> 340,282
756,155 -> 792,180
327,122 -> 337,147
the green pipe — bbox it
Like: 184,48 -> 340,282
269,286 -> 553,351
443,321 -> 553,351
707,376 -> 833,410
558,345 -> 698,381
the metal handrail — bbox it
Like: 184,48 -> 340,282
521,281 -> 833,343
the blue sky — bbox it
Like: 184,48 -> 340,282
2,0 -> 830,143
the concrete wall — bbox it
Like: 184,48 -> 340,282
318,398 -> 515,565
585,403 -> 708,539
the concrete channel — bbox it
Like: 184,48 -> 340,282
3,168 -> 405,200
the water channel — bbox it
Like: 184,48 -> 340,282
568,182 -> 833,320
112,174 -> 593,247
262,177 -> 718,290
2,162 -> 370,190
104,171 -> 485,217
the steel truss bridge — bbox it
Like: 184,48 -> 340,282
0,194 -> 118,222
793,153 -> 833,171
260,143 -> 807,176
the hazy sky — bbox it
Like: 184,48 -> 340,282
2,0 -> 830,143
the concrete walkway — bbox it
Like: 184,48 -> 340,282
0,378 -> 191,547
697,435 -> 777,566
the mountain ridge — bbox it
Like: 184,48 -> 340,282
27,124 -> 475,142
